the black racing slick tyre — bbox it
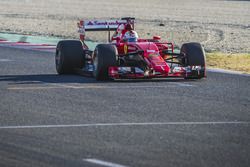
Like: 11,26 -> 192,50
93,44 -> 118,81
180,42 -> 206,79
55,40 -> 85,74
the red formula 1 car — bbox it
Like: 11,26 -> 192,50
55,17 -> 206,80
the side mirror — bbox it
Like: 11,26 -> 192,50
153,36 -> 161,41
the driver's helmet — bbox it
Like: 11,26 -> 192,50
123,30 -> 138,42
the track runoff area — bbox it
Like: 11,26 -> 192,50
0,35 -> 250,167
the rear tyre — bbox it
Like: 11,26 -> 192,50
55,40 -> 85,74
180,42 -> 206,79
93,44 -> 118,80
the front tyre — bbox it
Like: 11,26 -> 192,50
93,44 -> 118,81
181,42 -> 206,79
55,40 -> 85,74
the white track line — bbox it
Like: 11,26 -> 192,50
0,121 -> 249,129
7,83 -> 193,90
8,86 -> 71,90
84,158 -> 128,167
0,59 -> 12,62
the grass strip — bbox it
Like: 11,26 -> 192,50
206,52 -> 250,74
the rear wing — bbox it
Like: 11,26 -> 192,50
77,17 -> 135,41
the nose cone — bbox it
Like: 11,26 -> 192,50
148,54 -> 170,74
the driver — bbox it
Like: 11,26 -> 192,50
123,24 -> 138,42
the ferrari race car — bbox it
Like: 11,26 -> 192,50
55,17 -> 206,80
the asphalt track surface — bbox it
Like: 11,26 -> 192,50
0,46 -> 249,167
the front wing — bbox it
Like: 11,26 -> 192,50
108,66 -> 205,79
